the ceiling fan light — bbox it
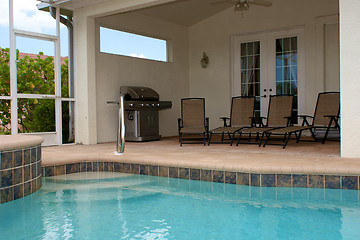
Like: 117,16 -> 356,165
243,2 -> 250,10
234,2 -> 243,11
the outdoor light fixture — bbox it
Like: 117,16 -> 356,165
201,52 -> 209,68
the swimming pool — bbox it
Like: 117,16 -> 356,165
0,172 -> 359,239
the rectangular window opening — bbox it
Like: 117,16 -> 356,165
100,27 -> 168,62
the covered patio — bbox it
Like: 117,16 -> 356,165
66,0 -> 356,154
24,0 -> 360,160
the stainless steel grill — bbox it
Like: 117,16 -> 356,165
120,86 -> 172,141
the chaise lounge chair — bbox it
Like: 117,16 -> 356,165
208,96 -> 255,146
235,95 -> 294,146
178,98 -> 209,146
262,92 -> 340,148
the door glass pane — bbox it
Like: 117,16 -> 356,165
276,37 -> 298,123
0,100 -> 11,134
18,98 -> 55,133
16,37 -> 55,95
241,41 -> 261,119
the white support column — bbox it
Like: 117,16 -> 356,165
340,0 -> 360,158
74,11 -> 97,144
55,7 -> 62,144
9,0 -> 18,134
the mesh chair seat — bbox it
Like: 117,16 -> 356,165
240,127 -> 279,134
210,126 -> 244,134
180,126 -> 206,134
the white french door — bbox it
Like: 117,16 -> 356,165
231,27 -> 305,122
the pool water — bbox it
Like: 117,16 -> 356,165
1,172 -> 360,240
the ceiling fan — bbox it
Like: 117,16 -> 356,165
211,0 -> 272,11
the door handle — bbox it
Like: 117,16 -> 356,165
261,95 -> 267,98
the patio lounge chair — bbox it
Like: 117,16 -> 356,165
208,96 -> 255,146
262,92 -> 340,148
178,98 -> 209,146
236,95 -> 294,146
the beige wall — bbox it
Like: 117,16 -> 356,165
188,0 -> 339,129
74,0 -> 175,145
340,0 -> 360,158
95,13 -> 189,143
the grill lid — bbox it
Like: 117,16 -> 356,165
120,86 -> 159,101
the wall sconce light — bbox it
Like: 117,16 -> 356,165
201,52 -> 209,68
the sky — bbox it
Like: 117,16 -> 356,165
0,0 -> 167,61
0,0 -> 69,56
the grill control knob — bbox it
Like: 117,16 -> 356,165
157,103 -> 160,106
130,103 -> 133,106
152,104 -> 155,107
141,103 -> 144,106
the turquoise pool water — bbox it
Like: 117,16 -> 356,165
1,172 -> 360,240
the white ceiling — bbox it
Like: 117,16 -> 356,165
134,0 -> 233,27
53,0 -> 274,27
54,0 -> 237,26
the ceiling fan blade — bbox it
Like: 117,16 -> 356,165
250,0 -> 272,7
211,0 -> 237,5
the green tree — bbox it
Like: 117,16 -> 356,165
0,47 -> 70,141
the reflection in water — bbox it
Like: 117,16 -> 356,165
0,173 -> 359,240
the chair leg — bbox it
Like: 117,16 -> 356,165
309,128 -> 317,141
221,132 -> 224,142
230,132 -> 236,146
283,133 -> 287,143
283,132 -> 292,149
227,132 -> 231,140
179,133 -> 183,146
322,118 -> 334,144
260,132 -> 268,147
208,132 -> 213,146
236,133 -> 242,146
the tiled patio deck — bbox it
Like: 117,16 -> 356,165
42,137 -> 359,176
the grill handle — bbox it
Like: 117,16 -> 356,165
116,95 -> 125,154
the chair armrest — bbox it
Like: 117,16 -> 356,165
284,116 -> 293,126
298,115 -> 313,119
220,117 -> 230,127
298,115 -> 313,126
324,115 -> 340,128
251,116 -> 266,127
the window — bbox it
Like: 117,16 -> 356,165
100,27 -> 168,62
276,37 -> 298,122
241,41 -> 261,119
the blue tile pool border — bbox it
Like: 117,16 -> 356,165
41,161 -> 360,191
0,145 -> 42,204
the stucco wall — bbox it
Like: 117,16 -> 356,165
95,13 -> 189,143
340,0 -> 360,158
188,0 -> 339,129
